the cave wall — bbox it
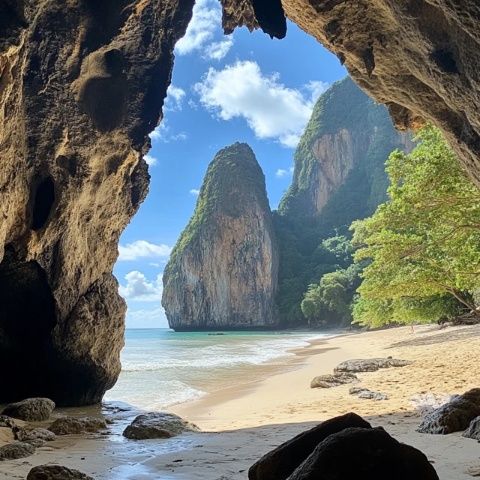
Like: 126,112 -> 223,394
0,0 -> 193,406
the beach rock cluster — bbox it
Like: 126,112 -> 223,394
162,143 -> 279,331
123,412 -> 199,440
334,357 -> 412,373
27,465 -> 94,480
417,388 -> 480,435
249,413 -> 438,480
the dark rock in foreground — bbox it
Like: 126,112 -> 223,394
2,398 -> 55,421
417,388 -> 480,434
0,442 -> 35,461
248,413 -> 371,480
123,412 -> 199,440
48,417 -> 107,435
349,387 -> 388,401
287,427 -> 438,480
334,358 -> 411,373
463,416 -> 480,440
27,465 -> 94,480
310,373 -> 358,389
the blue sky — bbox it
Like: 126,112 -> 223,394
114,0 -> 347,328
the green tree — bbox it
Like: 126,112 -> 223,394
351,126 -> 480,327
301,263 -> 361,326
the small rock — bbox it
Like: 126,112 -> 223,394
248,413 -> 371,480
286,427 -> 438,480
16,427 -> 56,447
335,357 -> 412,373
123,412 -> 199,440
464,416 -> 480,440
27,465 -> 94,479
349,387 -> 388,401
0,415 -> 18,429
48,417 -> 107,435
417,388 -> 480,434
2,398 -> 55,421
0,442 -> 35,461
310,372 -> 358,389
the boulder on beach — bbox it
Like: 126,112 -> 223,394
349,387 -> 388,401
2,398 -> 55,421
417,388 -> 480,434
287,427 -> 439,480
123,412 -> 199,440
310,373 -> 358,389
0,441 -> 35,461
248,413 -> 371,480
16,427 -> 56,447
27,465 -> 95,480
48,417 -> 107,435
334,357 -> 411,374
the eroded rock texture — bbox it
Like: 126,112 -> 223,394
0,0 -> 194,405
222,0 -> 480,186
162,143 -> 279,330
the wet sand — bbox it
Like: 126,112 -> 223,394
2,324 -> 480,479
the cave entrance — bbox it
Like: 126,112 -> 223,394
0,247 -> 57,401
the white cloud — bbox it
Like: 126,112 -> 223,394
276,166 -> 295,178
119,271 -> 162,302
175,0 -> 220,55
305,80 -> 329,102
118,240 -> 172,261
190,188 -> 200,196
195,61 -> 326,148
126,306 -> 168,328
165,84 -> 186,111
203,38 -> 233,61
150,120 -> 188,143
144,154 -> 158,166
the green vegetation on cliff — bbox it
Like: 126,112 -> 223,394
352,126 -> 480,327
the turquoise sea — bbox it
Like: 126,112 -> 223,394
105,328 -> 329,410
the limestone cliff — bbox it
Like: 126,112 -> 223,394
162,143 -> 278,331
279,77 -> 412,223
0,0 -> 193,406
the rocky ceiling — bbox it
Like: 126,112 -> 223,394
0,0 -> 479,406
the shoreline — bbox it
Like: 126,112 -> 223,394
2,324 -> 480,479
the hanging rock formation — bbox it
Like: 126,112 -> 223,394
0,0 -> 193,406
162,143 -> 279,331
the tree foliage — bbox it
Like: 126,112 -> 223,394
351,126 -> 480,327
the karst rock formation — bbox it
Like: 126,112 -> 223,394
2,0 -> 480,405
162,143 -> 279,330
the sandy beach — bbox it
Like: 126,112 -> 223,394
2,324 -> 480,479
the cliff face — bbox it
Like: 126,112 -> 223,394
0,0 -> 193,406
279,77 -> 413,223
162,143 -> 278,331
